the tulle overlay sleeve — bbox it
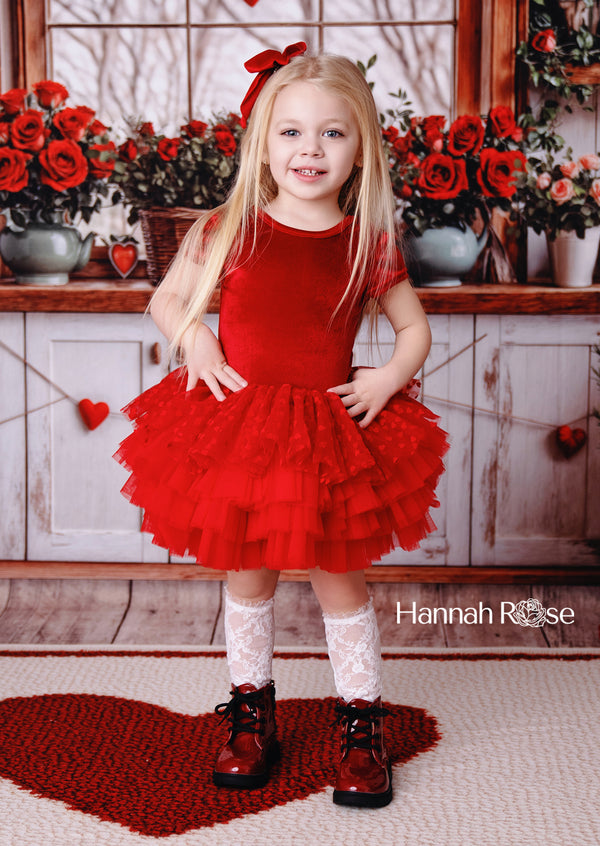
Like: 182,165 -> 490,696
114,369 -> 448,573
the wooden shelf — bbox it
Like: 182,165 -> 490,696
1,279 -> 599,315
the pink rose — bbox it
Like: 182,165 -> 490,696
578,153 -> 600,171
560,161 -> 580,179
590,179 -> 600,204
550,178 -> 575,205
536,172 -> 552,190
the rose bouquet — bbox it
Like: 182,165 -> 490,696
516,149 -> 600,239
0,80 -> 116,231
383,106 -> 528,236
110,114 -> 243,224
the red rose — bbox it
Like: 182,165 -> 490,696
157,137 -> 181,161
398,183 -> 413,199
382,126 -> 399,143
33,81 -> 69,109
227,112 -> 242,127
119,139 -> 138,161
213,124 -> 237,157
0,88 -> 28,115
447,115 -> 484,156
531,29 -> 556,53
488,106 -> 517,138
0,121 -> 9,144
39,138 -> 88,190
392,134 -> 414,161
477,148 -> 526,198
182,120 -> 208,139
420,116 -> 445,151
0,147 -> 30,191
10,109 -> 47,152
138,122 -> 155,136
88,141 -> 116,178
89,119 -> 108,137
53,106 -> 95,142
417,152 -> 468,199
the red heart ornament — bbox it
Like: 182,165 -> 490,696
78,398 -> 110,430
555,424 -> 587,458
0,694 -> 440,836
244,0 -> 261,5
109,242 -> 138,278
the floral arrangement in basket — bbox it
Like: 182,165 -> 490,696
382,105 -> 530,236
516,148 -> 600,239
0,80 -> 116,231
517,0 -> 600,104
110,113 -> 243,224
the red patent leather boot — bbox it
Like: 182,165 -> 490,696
332,697 -> 393,807
212,680 -> 280,788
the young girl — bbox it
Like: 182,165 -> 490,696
115,43 -> 447,809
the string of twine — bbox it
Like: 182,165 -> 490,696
0,334 -> 593,431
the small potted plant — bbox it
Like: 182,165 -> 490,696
383,105 -> 529,286
516,149 -> 600,287
0,80 -> 117,285
110,114 -> 243,284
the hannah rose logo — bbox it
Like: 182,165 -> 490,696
396,597 -> 575,626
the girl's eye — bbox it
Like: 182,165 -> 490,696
324,130 -> 343,138
282,129 -> 299,136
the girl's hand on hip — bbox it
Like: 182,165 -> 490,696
328,365 -> 403,429
183,323 -> 247,400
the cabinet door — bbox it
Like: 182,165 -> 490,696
472,315 -> 600,566
353,313 -> 474,565
26,313 -> 169,562
0,313 -> 26,559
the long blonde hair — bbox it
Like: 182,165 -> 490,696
155,53 -> 398,354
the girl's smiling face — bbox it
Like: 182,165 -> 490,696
265,81 -> 361,227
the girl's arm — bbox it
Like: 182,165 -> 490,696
150,287 -> 247,399
327,279 -> 431,429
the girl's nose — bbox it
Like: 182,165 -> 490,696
300,135 -> 324,156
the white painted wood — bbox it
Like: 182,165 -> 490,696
25,313 -> 169,562
354,313 -> 473,566
0,313 -> 26,559
471,314 -> 600,567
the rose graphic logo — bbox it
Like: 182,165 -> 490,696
513,598 -> 547,627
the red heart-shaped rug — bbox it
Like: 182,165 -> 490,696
78,398 -> 110,430
0,694 -> 440,836
109,242 -> 138,278
555,424 -> 587,458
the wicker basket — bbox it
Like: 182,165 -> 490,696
139,207 -> 204,285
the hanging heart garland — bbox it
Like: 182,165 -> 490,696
555,424 -> 587,458
78,399 -> 110,430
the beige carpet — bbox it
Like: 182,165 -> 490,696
0,646 -> 598,846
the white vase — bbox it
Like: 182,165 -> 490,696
546,227 -> 600,288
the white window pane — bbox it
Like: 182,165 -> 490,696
322,0 -> 454,22
322,25 -> 452,116
191,0 -> 317,23
48,0 -> 187,25
191,27 -> 318,117
50,28 -> 189,131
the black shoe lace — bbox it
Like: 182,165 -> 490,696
332,701 -> 390,752
215,687 -> 267,735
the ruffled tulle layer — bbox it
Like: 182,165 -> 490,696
114,369 -> 448,573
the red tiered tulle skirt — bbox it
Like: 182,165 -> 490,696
114,369 -> 448,572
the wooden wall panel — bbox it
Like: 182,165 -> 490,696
0,313 -> 26,559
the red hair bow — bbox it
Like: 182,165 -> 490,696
240,41 -> 307,128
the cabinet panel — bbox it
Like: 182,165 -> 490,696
0,314 -> 26,559
354,313 -> 473,565
472,315 -> 600,566
26,313 -> 168,562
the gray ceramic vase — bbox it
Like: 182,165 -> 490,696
405,225 -> 488,287
0,223 -> 94,286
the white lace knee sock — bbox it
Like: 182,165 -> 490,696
224,586 -> 275,690
323,598 -> 382,703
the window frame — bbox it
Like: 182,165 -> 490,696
11,0 -> 526,113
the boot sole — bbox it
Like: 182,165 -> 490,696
332,762 -> 393,808
212,740 -> 281,789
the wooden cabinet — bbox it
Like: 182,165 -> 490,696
471,315 -> 600,566
1,306 -> 598,571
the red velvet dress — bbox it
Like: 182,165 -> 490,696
114,213 -> 448,572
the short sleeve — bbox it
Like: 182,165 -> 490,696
364,241 -> 409,300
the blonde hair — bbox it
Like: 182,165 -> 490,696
155,53 -> 398,354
